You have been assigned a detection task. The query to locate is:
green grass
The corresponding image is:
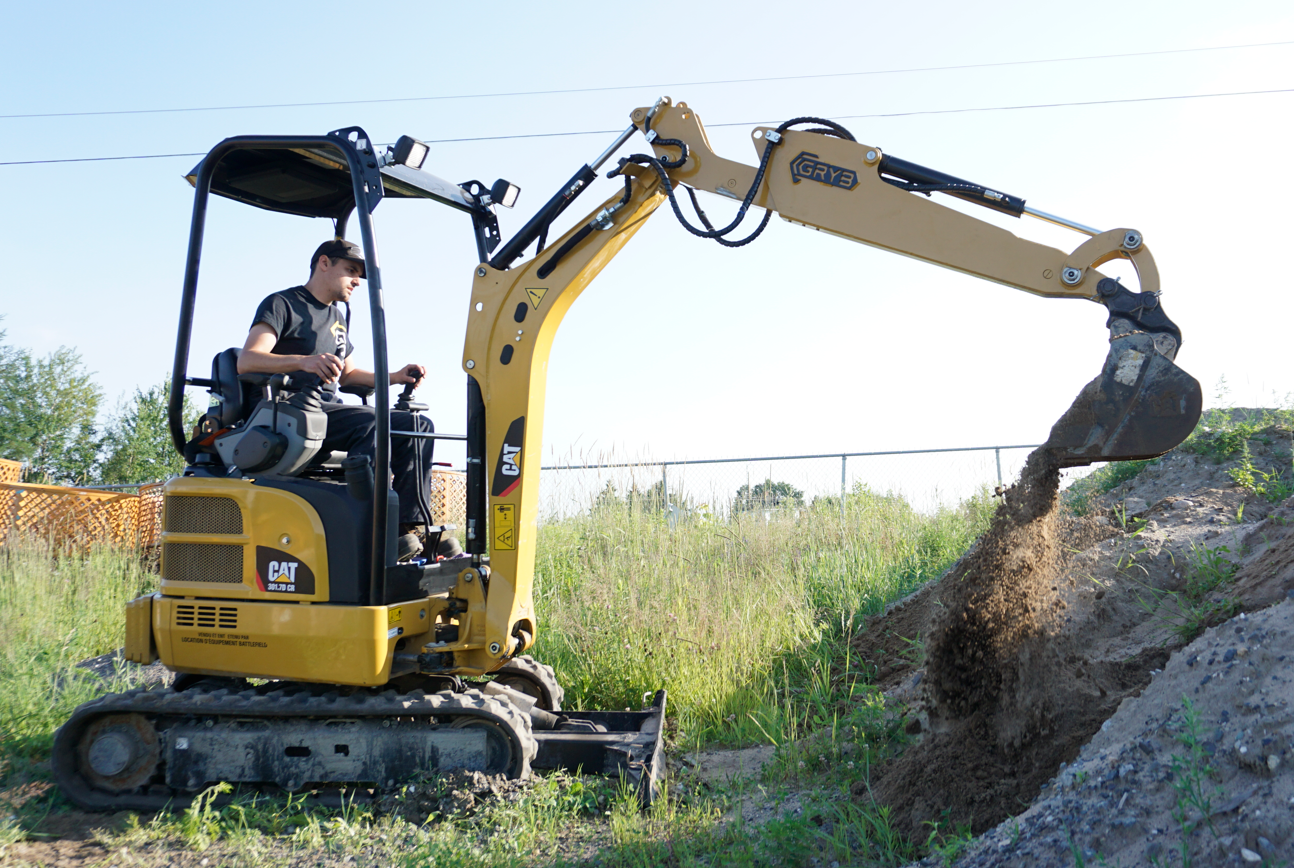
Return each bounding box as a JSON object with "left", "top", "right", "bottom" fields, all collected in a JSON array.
[
  {"left": 0, "top": 483, "right": 996, "bottom": 865},
  {"left": 0, "top": 537, "right": 158, "bottom": 766},
  {"left": 532, "top": 483, "right": 995, "bottom": 748}
]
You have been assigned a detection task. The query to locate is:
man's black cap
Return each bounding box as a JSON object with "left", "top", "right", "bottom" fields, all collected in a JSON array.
[{"left": 311, "top": 238, "right": 366, "bottom": 278}]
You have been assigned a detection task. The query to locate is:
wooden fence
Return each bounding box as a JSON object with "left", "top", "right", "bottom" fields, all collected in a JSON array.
[{"left": 0, "top": 458, "right": 466, "bottom": 549}]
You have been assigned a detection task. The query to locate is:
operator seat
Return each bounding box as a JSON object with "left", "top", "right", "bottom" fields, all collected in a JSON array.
[{"left": 201, "top": 348, "right": 372, "bottom": 476}]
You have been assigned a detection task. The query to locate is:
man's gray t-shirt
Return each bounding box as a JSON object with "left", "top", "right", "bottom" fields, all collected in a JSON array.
[{"left": 251, "top": 286, "right": 354, "bottom": 361}]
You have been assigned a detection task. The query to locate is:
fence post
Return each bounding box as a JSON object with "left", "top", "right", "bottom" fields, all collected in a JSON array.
[
  {"left": 840, "top": 454, "right": 847, "bottom": 523},
  {"left": 995, "top": 447, "right": 1003, "bottom": 490},
  {"left": 662, "top": 464, "right": 669, "bottom": 510}
]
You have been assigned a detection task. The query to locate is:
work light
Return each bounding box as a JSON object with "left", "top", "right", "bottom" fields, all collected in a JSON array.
[
  {"left": 391, "top": 135, "right": 429, "bottom": 170},
  {"left": 490, "top": 178, "right": 520, "bottom": 209}
]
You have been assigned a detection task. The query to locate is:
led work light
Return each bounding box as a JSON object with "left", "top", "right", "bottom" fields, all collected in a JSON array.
[
  {"left": 490, "top": 178, "right": 520, "bottom": 209},
  {"left": 391, "top": 135, "right": 429, "bottom": 170}
]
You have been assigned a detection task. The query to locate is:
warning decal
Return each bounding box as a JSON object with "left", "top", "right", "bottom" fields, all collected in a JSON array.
[
  {"left": 493, "top": 504, "right": 516, "bottom": 551},
  {"left": 526, "top": 287, "right": 548, "bottom": 309},
  {"left": 388, "top": 607, "right": 402, "bottom": 625}
]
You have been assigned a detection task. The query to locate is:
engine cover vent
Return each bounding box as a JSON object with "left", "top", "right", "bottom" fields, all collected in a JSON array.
[
  {"left": 164, "top": 496, "right": 243, "bottom": 535},
  {"left": 163, "top": 542, "right": 244, "bottom": 584},
  {"left": 176, "top": 604, "right": 238, "bottom": 630}
]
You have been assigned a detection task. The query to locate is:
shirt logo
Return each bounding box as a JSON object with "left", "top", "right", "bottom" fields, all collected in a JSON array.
[{"left": 330, "top": 320, "right": 347, "bottom": 357}]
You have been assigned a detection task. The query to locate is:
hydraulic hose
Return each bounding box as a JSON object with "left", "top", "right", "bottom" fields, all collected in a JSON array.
[{"left": 612, "top": 116, "right": 856, "bottom": 248}]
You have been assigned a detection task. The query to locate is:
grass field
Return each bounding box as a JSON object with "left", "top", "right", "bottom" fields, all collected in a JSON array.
[{"left": 0, "top": 483, "right": 994, "bottom": 866}]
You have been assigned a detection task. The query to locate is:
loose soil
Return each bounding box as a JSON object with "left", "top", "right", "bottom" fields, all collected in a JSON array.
[{"left": 852, "top": 421, "right": 1294, "bottom": 865}]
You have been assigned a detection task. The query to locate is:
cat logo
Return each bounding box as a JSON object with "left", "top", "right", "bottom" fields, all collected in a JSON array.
[
  {"left": 491, "top": 417, "right": 526, "bottom": 498},
  {"left": 254, "top": 546, "right": 316, "bottom": 595},
  {"left": 266, "top": 560, "right": 299, "bottom": 582},
  {"left": 501, "top": 445, "right": 521, "bottom": 477}
]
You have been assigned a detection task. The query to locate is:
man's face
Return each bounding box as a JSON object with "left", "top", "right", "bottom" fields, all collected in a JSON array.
[{"left": 316, "top": 256, "right": 364, "bottom": 302}]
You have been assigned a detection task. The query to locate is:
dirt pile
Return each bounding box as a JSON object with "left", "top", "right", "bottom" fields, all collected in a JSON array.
[
  {"left": 929, "top": 601, "right": 1294, "bottom": 867},
  {"left": 856, "top": 417, "right": 1294, "bottom": 862},
  {"left": 867, "top": 450, "right": 1164, "bottom": 837}
]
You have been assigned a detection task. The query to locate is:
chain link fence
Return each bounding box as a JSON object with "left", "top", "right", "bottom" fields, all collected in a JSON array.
[{"left": 536, "top": 445, "right": 1097, "bottom": 522}]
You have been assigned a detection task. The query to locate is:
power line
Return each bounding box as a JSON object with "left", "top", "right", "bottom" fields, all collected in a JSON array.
[
  {"left": 3, "top": 39, "right": 1291, "bottom": 121},
  {"left": 2, "top": 86, "right": 1290, "bottom": 167}
]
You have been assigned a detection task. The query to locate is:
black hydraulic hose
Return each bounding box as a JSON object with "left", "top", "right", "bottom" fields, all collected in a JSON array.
[
  {"left": 535, "top": 175, "right": 634, "bottom": 279},
  {"left": 684, "top": 186, "right": 773, "bottom": 248},
  {"left": 616, "top": 116, "right": 854, "bottom": 248}
]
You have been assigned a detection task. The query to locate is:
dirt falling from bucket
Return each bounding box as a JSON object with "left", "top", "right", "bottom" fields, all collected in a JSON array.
[{"left": 869, "top": 447, "right": 1146, "bottom": 837}]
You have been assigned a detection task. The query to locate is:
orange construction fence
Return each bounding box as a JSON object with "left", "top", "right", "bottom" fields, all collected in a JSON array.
[{"left": 0, "top": 462, "right": 466, "bottom": 550}]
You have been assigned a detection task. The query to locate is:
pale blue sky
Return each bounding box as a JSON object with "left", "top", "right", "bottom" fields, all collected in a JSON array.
[{"left": 3, "top": 0, "right": 1292, "bottom": 473}]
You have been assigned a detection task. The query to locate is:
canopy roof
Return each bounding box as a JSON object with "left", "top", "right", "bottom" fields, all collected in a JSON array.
[{"left": 185, "top": 144, "right": 476, "bottom": 219}]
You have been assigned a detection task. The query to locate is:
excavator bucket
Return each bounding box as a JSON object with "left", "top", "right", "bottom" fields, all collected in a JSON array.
[{"left": 1042, "top": 330, "right": 1203, "bottom": 468}]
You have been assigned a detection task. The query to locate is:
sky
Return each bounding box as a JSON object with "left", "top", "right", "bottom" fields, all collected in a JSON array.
[{"left": 3, "top": 0, "right": 1292, "bottom": 481}]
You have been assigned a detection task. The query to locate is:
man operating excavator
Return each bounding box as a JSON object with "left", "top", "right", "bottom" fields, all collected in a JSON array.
[{"left": 237, "top": 238, "right": 434, "bottom": 560}]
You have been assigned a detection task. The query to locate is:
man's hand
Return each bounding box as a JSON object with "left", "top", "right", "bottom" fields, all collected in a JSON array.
[
  {"left": 301, "top": 353, "right": 345, "bottom": 383},
  {"left": 391, "top": 364, "right": 427, "bottom": 387}
]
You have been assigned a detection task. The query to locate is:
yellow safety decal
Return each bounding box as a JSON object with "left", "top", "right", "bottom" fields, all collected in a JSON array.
[
  {"left": 526, "top": 287, "right": 548, "bottom": 309},
  {"left": 493, "top": 504, "right": 516, "bottom": 551},
  {"left": 388, "top": 607, "right": 402, "bottom": 625}
]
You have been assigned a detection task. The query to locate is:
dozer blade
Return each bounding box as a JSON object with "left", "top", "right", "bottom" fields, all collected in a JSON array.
[
  {"left": 1043, "top": 330, "right": 1202, "bottom": 468},
  {"left": 532, "top": 689, "right": 667, "bottom": 804}
]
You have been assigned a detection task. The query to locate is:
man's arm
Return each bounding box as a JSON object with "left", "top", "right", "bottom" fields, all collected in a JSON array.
[
  {"left": 339, "top": 357, "right": 427, "bottom": 388},
  {"left": 238, "top": 324, "right": 344, "bottom": 382}
]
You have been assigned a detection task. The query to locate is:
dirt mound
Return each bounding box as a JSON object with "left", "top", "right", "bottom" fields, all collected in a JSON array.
[
  {"left": 935, "top": 601, "right": 1294, "bottom": 867},
  {"left": 857, "top": 417, "right": 1294, "bottom": 857},
  {"left": 867, "top": 450, "right": 1158, "bottom": 837}
]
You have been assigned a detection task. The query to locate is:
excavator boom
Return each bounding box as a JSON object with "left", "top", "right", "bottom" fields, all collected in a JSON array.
[{"left": 626, "top": 99, "right": 1203, "bottom": 467}]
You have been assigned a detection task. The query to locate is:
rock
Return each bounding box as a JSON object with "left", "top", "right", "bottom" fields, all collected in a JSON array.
[
  {"left": 1241, "top": 847, "right": 1262, "bottom": 862},
  {"left": 1124, "top": 498, "right": 1149, "bottom": 514},
  {"left": 1172, "top": 499, "right": 1195, "bottom": 510}
]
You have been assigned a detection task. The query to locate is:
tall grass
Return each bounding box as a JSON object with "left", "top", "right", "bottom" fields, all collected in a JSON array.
[
  {"left": 0, "top": 484, "right": 992, "bottom": 769},
  {"left": 532, "top": 484, "right": 994, "bottom": 746},
  {"left": 0, "top": 536, "right": 156, "bottom": 766}
]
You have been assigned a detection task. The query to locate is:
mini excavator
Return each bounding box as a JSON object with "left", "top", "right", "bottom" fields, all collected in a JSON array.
[{"left": 55, "top": 99, "right": 1202, "bottom": 810}]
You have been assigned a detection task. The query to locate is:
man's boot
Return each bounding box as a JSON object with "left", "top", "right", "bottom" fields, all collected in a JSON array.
[{"left": 397, "top": 524, "right": 425, "bottom": 562}]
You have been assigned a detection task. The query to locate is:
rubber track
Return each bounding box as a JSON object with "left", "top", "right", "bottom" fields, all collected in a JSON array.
[
  {"left": 494, "top": 656, "right": 565, "bottom": 711},
  {"left": 52, "top": 684, "right": 536, "bottom": 812}
]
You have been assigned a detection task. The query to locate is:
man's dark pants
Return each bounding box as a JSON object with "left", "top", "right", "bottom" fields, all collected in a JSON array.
[{"left": 321, "top": 405, "right": 435, "bottom": 525}]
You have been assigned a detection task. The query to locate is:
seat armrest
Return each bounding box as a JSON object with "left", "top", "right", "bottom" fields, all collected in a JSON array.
[{"left": 340, "top": 384, "right": 375, "bottom": 400}]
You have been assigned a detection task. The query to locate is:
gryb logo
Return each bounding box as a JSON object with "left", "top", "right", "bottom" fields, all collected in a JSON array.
[
  {"left": 255, "top": 546, "right": 316, "bottom": 595},
  {"left": 491, "top": 417, "right": 525, "bottom": 498},
  {"left": 789, "top": 152, "right": 859, "bottom": 190}
]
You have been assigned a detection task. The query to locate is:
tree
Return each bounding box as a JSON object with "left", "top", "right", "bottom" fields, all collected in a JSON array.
[
  {"left": 734, "top": 478, "right": 804, "bottom": 512},
  {"left": 0, "top": 330, "right": 103, "bottom": 485},
  {"left": 98, "top": 378, "right": 199, "bottom": 484}
]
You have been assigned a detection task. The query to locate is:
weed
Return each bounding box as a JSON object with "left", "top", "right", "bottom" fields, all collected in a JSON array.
[
  {"left": 1227, "top": 445, "right": 1294, "bottom": 503},
  {"left": 179, "top": 782, "right": 232, "bottom": 851},
  {"left": 1184, "top": 544, "right": 1238, "bottom": 600},
  {"left": 924, "top": 816, "right": 975, "bottom": 866},
  {"left": 1166, "top": 697, "right": 1224, "bottom": 866}
]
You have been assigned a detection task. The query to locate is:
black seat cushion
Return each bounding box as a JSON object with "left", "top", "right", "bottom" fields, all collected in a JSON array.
[{"left": 209, "top": 348, "right": 259, "bottom": 428}]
